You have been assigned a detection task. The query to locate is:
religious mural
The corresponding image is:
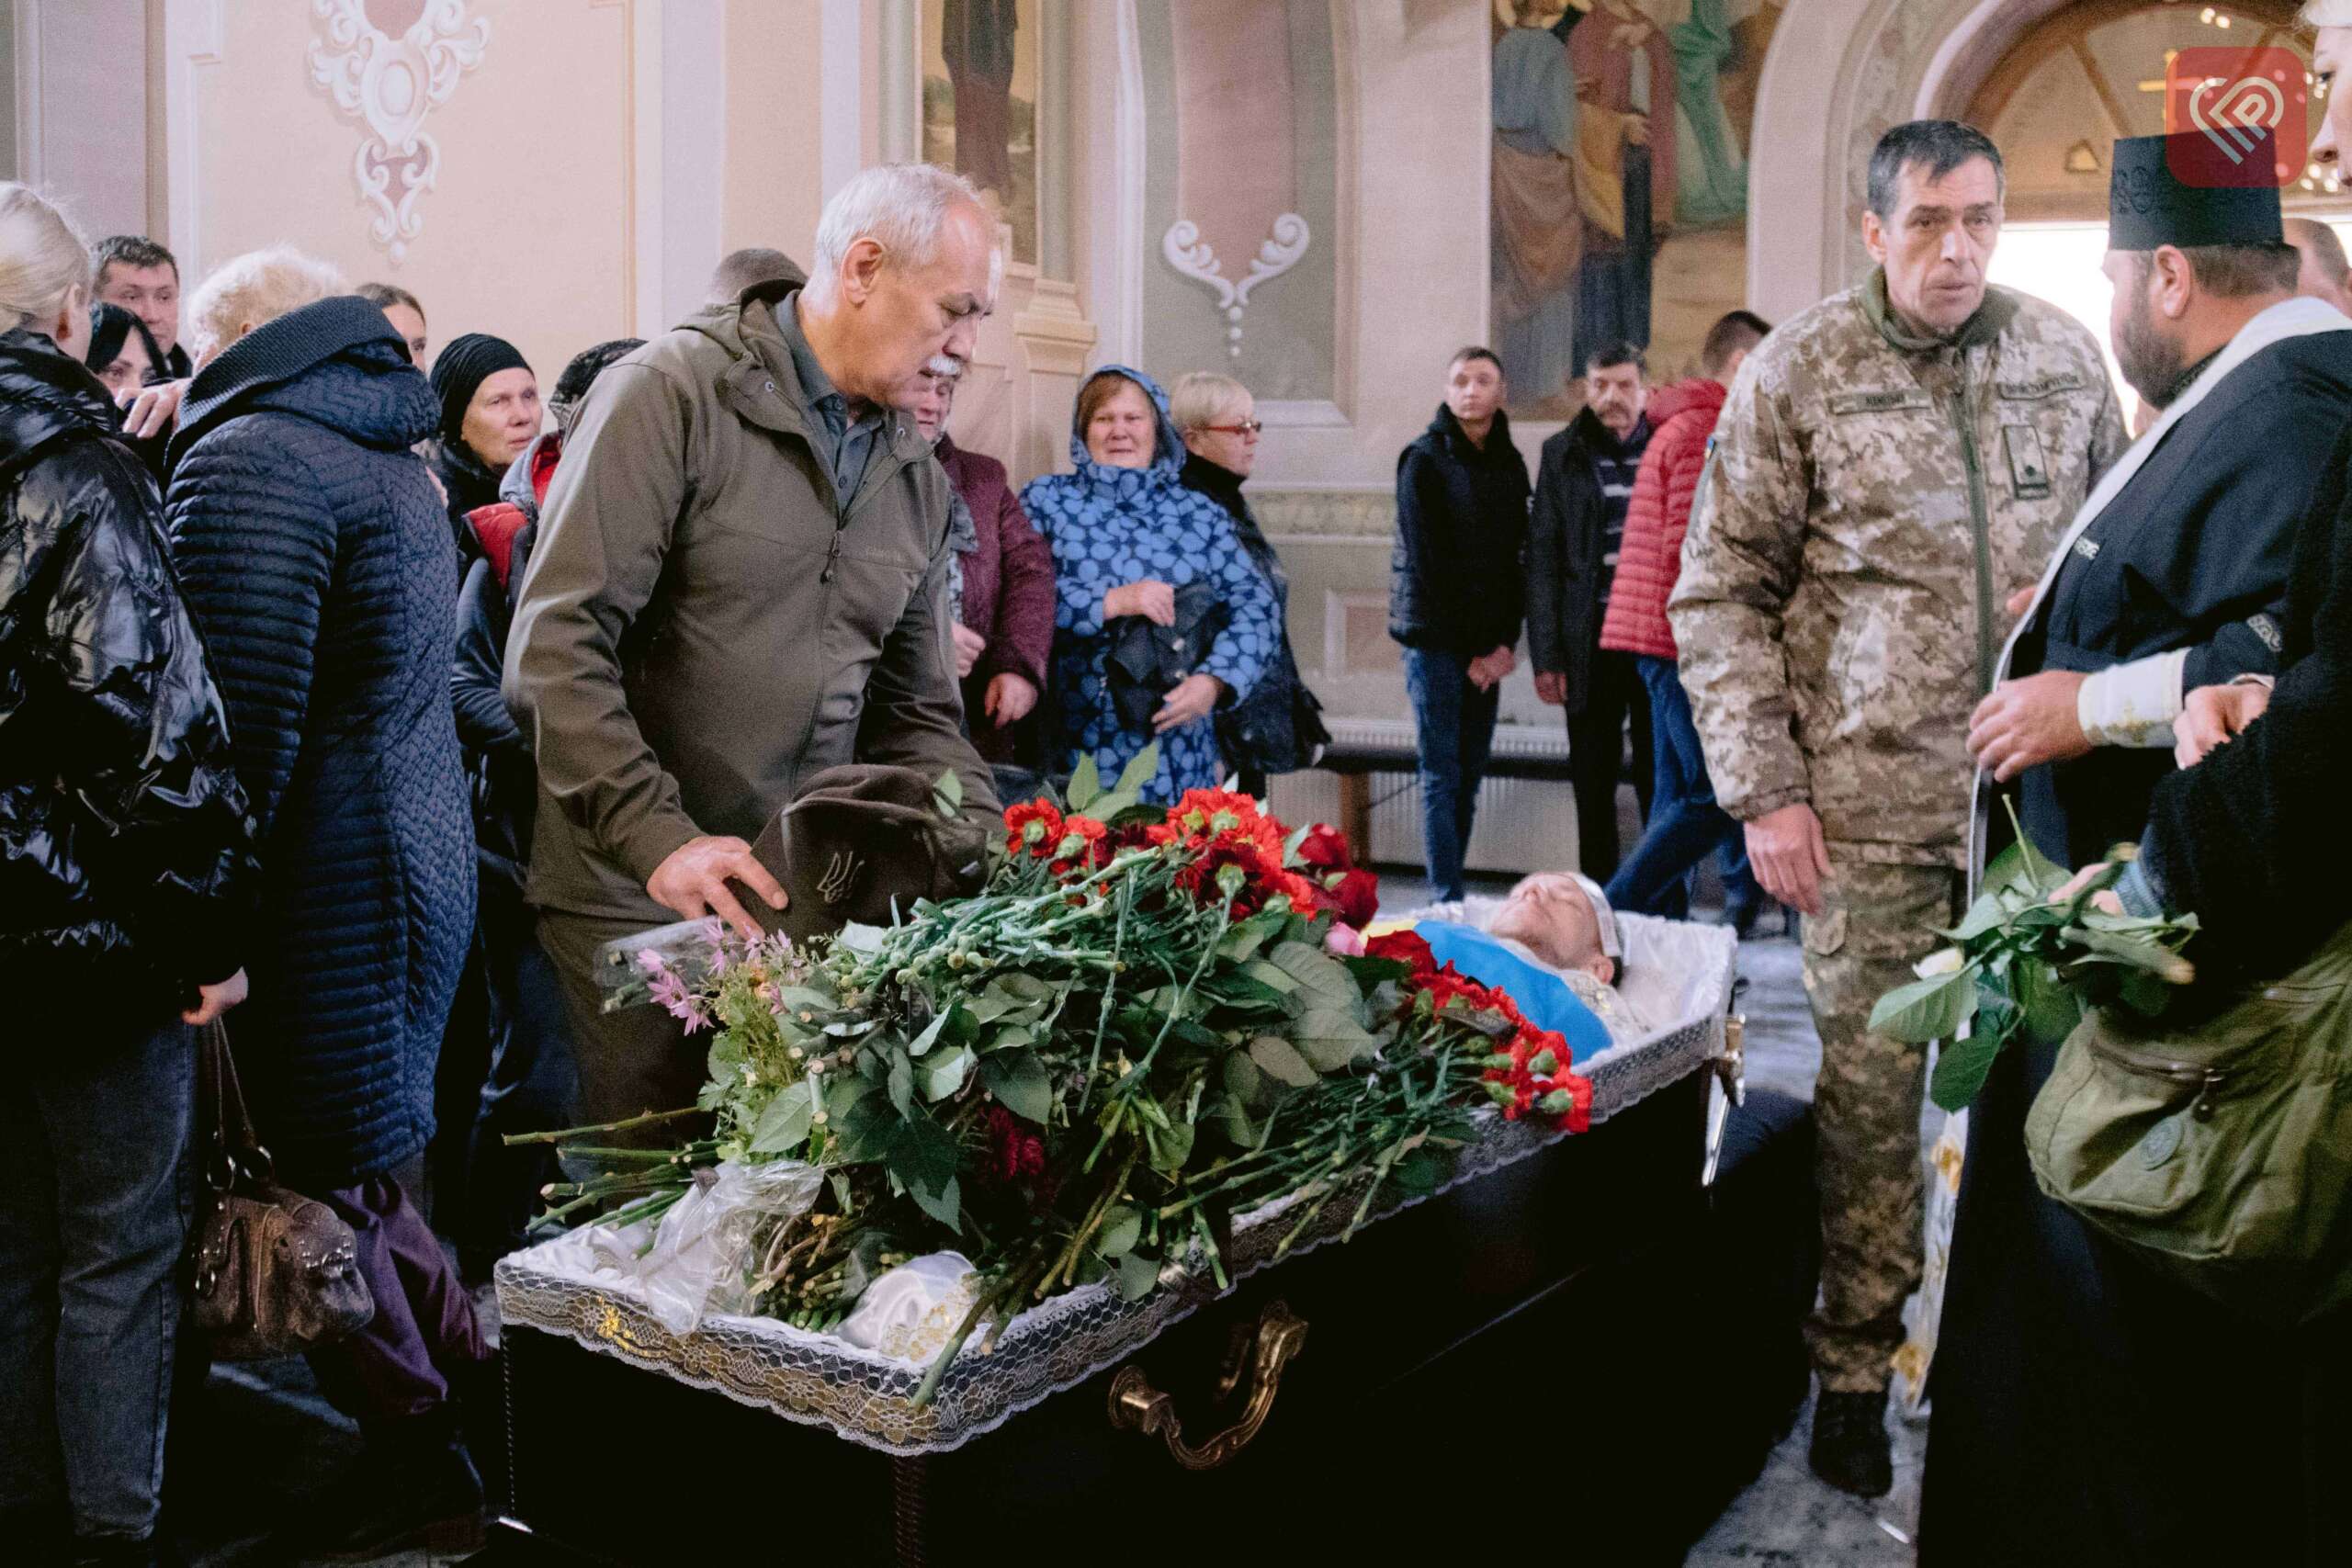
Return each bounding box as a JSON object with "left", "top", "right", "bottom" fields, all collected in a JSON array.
[
  {"left": 1490, "top": 0, "right": 1783, "bottom": 418},
  {"left": 922, "top": 0, "right": 1041, "bottom": 266}
]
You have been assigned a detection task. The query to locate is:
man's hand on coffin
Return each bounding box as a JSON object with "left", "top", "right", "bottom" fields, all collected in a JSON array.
[
  {"left": 1105, "top": 580, "right": 1176, "bottom": 626},
  {"left": 1533, "top": 671, "right": 1566, "bottom": 705},
  {"left": 2175, "top": 680, "right": 2270, "bottom": 770},
  {"left": 182, "top": 968, "right": 248, "bottom": 1026},
  {"left": 1745, "top": 801, "right": 1831, "bottom": 918},
  {"left": 986, "top": 672, "right": 1037, "bottom": 726},
  {"left": 951, "top": 622, "right": 987, "bottom": 679},
  {"left": 649, "top": 834, "right": 787, "bottom": 941},
  {"left": 1153, "top": 672, "right": 1225, "bottom": 733},
  {"left": 1967, "top": 670, "right": 2089, "bottom": 783}
]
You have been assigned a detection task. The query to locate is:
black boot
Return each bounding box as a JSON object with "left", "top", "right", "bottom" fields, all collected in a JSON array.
[
  {"left": 1808, "top": 1387, "right": 1894, "bottom": 1497},
  {"left": 282, "top": 1405, "right": 485, "bottom": 1560}
]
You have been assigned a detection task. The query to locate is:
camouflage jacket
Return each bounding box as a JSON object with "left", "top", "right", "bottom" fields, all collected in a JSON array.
[{"left": 1668, "top": 271, "right": 2126, "bottom": 865}]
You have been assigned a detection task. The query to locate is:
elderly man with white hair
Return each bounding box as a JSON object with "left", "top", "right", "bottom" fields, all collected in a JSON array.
[{"left": 507, "top": 162, "right": 1004, "bottom": 1132}]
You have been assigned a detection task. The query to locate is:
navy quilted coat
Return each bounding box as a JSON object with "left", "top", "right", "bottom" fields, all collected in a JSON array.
[{"left": 166, "top": 297, "right": 473, "bottom": 1186}]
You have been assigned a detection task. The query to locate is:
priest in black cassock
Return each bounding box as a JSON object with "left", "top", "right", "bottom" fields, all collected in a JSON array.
[
  {"left": 1969, "top": 133, "right": 2352, "bottom": 863},
  {"left": 1923, "top": 135, "right": 2352, "bottom": 1567}
]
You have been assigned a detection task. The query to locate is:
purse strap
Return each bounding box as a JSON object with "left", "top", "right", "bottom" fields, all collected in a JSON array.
[{"left": 198, "top": 1020, "right": 274, "bottom": 1193}]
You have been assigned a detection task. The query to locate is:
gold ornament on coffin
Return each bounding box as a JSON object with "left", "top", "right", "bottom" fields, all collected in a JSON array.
[{"left": 1106, "top": 1299, "right": 1308, "bottom": 1471}]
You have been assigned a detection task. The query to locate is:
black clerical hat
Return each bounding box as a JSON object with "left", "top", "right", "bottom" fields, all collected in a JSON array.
[{"left": 2109, "top": 133, "right": 2285, "bottom": 252}]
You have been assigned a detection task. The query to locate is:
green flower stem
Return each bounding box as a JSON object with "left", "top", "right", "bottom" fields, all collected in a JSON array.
[{"left": 503, "top": 1106, "right": 702, "bottom": 1146}]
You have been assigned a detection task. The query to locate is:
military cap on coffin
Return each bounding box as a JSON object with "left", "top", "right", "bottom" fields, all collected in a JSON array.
[
  {"left": 741, "top": 764, "right": 990, "bottom": 942},
  {"left": 2109, "top": 132, "right": 2285, "bottom": 253}
]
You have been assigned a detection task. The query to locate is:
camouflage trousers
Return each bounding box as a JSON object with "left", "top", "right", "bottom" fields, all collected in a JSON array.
[{"left": 1799, "top": 851, "right": 1963, "bottom": 1393}]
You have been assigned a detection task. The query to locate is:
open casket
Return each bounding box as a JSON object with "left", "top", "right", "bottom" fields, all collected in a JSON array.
[{"left": 491, "top": 914, "right": 1792, "bottom": 1566}]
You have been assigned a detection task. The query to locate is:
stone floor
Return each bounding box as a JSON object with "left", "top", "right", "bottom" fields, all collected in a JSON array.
[{"left": 175, "top": 870, "right": 1927, "bottom": 1567}]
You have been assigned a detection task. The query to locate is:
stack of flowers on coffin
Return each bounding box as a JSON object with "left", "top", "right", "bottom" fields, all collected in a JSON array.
[{"left": 527, "top": 750, "right": 1593, "bottom": 1403}]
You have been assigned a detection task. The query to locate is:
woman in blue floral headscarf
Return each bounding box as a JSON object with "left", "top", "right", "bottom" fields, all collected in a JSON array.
[{"left": 1019, "top": 366, "right": 1277, "bottom": 803}]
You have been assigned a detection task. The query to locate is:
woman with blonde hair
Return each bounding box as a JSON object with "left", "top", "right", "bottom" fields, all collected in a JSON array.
[
  {"left": 0, "top": 183, "right": 255, "bottom": 1565},
  {"left": 167, "top": 249, "right": 490, "bottom": 1556},
  {"left": 1171, "top": 371, "right": 1325, "bottom": 795}
]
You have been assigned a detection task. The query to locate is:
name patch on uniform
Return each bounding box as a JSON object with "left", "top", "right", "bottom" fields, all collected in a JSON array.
[
  {"left": 1996, "top": 375, "right": 2088, "bottom": 402},
  {"left": 1827, "top": 389, "right": 1931, "bottom": 416},
  {"left": 2002, "top": 424, "right": 2052, "bottom": 500}
]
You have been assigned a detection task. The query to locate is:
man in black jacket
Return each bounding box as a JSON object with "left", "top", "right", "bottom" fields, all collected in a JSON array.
[
  {"left": 1389, "top": 346, "right": 1530, "bottom": 902},
  {"left": 1529, "top": 343, "right": 1655, "bottom": 881}
]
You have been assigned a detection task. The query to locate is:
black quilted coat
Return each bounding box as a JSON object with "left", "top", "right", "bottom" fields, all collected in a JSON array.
[
  {"left": 166, "top": 297, "right": 473, "bottom": 1186},
  {"left": 0, "top": 327, "right": 254, "bottom": 1023}
]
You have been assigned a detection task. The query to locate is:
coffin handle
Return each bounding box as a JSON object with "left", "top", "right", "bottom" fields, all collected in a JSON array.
[{"left": 1106, "top": 1300, "right": 1308, "bottom": 1471}]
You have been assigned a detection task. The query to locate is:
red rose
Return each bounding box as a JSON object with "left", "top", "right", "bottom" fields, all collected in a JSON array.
[
  {"left": 1294, "top": 824, "right": 1352, "bottom": 874},
  {"left": 1367, "top": 930, "right": 1436, "bottom": 975},
  {"left": 1330, "top": 867, "right": 1380, "bottom": 930}
]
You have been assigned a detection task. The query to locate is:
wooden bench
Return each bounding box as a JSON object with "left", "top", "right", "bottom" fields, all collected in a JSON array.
[{"left": 1317, "top": 734, "right": 1577, "bottom": 865}]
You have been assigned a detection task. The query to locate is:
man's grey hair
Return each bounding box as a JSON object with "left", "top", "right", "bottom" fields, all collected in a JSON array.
[
  {"left": 1866, "top": 119, "right": 2006, "bottom": 221},
  {"left": 804, "top": 164, "right": 993, "bottom": 305},
  {"left": 2286, "top": 216, "right": 2351, "bottom": 287},
  {"left": 185, "top": 246, "right": 346, "bottom": 360}
]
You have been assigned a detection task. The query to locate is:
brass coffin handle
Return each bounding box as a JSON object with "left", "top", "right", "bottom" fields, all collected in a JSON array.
[{"left": 1107, "top": 1300, "right": 1308, "bottom": 1471}]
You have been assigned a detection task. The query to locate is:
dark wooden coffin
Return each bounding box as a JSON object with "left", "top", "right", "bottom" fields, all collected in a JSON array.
[{"left": 484, "top": 1053, "right": 1816, "bottom": 1568}]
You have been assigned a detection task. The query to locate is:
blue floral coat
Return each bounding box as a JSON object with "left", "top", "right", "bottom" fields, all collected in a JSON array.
[{"left": 1018, "top": 367, "right": 1277, "bottom": 802}]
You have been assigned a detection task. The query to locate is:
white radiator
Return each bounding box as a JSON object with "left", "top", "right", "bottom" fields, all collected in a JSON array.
[{"left": 1265, "top": 717, "right": 1586, "bottom": 878}]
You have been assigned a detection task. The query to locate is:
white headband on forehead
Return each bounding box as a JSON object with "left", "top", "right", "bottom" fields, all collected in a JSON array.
[
  {"left": 1567, "top": 874, "right": 1623, "bottom": 962},
  {"left": 2309, "top": 0, "right": 2352, "bottom": 26}
]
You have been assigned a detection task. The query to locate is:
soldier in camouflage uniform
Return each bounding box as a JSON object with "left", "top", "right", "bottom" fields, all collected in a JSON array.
[{"left": 1668, "top": 120, "right": 2126, "bottom": 1497}]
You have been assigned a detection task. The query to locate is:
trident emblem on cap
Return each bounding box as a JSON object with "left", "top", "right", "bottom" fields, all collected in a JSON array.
[{"left": 818, "top": 851, "right": 865, "bottom": 907}]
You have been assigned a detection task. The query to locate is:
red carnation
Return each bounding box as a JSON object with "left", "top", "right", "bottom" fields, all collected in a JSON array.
[
  {"left": 1004, "top": 800, "right": 1064, "bottom": 858},
  {"left": 1048, "top": 815, "right": 1110, "bottom": 876}
]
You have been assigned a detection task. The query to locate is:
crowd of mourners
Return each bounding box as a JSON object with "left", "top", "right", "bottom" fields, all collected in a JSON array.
[
  {"left": 0, "top": 165, "right": 1342, "bottom": 1564},
  {"left": 9, "top": 28, "right": 2352, "bottom": 1561}
]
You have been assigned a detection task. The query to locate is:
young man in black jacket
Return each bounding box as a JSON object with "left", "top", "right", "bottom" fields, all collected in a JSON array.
[
  {"left": 1528, "top": 343, "right": 1655, "bottom": 881},
  {"left": 1389, "top": 347, "right": 1531, "bottom": 902}
]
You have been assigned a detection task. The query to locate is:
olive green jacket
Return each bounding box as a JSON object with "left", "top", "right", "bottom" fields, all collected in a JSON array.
[
  {"left": 1669, "top": 271, "right": 2127, "bottom": 867},
  {"left": 505, "top": 283, "right": 997, "bottom": 921}
]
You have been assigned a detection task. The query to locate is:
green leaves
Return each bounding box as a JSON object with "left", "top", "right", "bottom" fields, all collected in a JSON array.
[
  {"left": 1249, "top": 1034, "right": 1319, "bottom": 1089},
  {"left": 920, "top": 1043, "right": 973, "bottom": 1103},
  {"left": 979, "top": 1051, "right": 1053, "bottom": 1122},
  {"left": 932, "top": 767, "right": 964, "bottom": 820},
  {"left": 1097, "top": 1205, "right": 1142, "bottom": 1258},
  {"left": 887, "top": 1114, "right": 962, "bottom": 1231},
  {"left": 748, "top": 1080, "right": 816, "bottom": 1154},
  {"left": 1267, "top": 941, "right": 1357, "bottom": 1006},
  {"left": 1064, "top": 744, "right": 1160, "bottom": 823},
  {"left": 1868, "top": 963, "right": 1982, "bottom": 1043}
]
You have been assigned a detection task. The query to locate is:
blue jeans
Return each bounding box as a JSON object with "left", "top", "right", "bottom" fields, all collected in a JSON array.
[
  {"left": 1606, "top": 655, "right": 1760, "bottom": 922},
  {"left": 0, "top": 1017, "right": 194, "bottom": 1548},
  {"left": 1404, "top": 647, "right": 1501, "bottom": 903}
]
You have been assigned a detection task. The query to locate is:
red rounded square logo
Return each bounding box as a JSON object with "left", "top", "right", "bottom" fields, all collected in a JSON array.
[{"left": 2165, "top": 47, "right": 2309, "bottom": 187}]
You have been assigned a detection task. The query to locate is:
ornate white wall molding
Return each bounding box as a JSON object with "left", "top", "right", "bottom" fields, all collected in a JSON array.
[
  {"left": 307, "top": 0, "right": 490, "bottom": 264},
  {"left": 1159, "top": 213, "right": 1312, "bottom": 359}
]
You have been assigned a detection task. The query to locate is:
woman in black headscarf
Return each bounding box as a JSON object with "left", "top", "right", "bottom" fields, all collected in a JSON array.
[
  {"left": 83, "top": 301, "right": 172, "bottom": 480},
  {"left": 425, "top": 331, "right": 537, "bottom": 558}
]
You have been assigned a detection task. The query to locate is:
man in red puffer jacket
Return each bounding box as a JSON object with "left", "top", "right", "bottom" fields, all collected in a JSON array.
[{"left": 1599, "top": 310, "right": 1774, "bottom": 933}]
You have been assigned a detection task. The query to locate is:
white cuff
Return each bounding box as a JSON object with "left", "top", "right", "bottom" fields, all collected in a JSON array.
[{"left": 2076, "top": 650, "right": 2189, "bottom": 749}]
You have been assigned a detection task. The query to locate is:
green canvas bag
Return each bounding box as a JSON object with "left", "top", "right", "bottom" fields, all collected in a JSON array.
[{"left": 2024, "top": 919, "right": 2352, "bottom": 1326}]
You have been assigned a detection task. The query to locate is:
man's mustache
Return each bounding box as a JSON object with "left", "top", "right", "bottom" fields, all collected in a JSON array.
[{"left": 926, "top": 355, "right": 966, "bottom": 378}]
